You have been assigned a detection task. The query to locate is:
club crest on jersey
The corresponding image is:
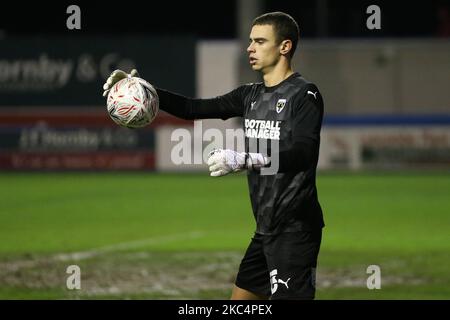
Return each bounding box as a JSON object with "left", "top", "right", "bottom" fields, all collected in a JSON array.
[{"left": 276, "top": 99, "right": 287, "bottom": 113}]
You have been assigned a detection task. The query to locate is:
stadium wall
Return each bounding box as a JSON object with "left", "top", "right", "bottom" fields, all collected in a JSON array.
[{"left": 1, "top": 39, "right": 449, "bottom": 171}]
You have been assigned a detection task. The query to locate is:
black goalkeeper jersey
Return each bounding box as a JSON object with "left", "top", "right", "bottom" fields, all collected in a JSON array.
[{"left": 156, "top": 72, "right": 325, "bottom": 235}]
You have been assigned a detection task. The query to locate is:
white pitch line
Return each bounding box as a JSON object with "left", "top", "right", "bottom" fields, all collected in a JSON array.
[
  {"left": 0, "top": 231, "right": 205, "bottom": 271},
  {"left": 54, "top": 231, "right": 205, "bottom": 262}
]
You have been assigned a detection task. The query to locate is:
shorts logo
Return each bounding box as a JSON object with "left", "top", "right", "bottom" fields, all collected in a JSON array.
[
  {"left": 276, "top": 99, "right": 287, "bottom": 113},
  {"left": 270, "top": 269, "right": 291, "bottom": 294}
]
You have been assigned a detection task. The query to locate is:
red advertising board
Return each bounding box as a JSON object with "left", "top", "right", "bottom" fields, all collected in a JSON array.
[{"left": 0, "top": 109, "right": 191, "bottom": 170}]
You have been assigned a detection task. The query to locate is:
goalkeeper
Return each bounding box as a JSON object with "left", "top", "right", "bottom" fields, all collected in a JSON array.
[{"left": 103, "top": 12, "right": 324, "bottom": 300}]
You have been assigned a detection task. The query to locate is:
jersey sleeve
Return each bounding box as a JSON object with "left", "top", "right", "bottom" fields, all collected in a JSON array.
[
  {"left": 156, "top": 84, "right": 253, "bottom": 120},
  {"left": 277, "top": 83, "right": 324, "bottom": 172}
]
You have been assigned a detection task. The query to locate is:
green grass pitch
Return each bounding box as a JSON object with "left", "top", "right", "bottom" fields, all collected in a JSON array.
[{"left": 0, "top": 171, "right": 449, "bottom": 299}]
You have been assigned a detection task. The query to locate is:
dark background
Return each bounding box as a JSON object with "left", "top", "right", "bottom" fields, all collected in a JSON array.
[{"left": 1, "top": 0, "right": 449, "bottom": 38}]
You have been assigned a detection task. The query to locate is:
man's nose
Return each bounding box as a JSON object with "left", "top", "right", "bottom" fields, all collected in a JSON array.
[{"left": 247, "top": 43, "right": 254, "bottom": 53}]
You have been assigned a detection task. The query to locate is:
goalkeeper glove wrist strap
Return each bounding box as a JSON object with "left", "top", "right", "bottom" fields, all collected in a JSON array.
[{"left": 245, "top": 152, "right": 270, "bottom": 171}]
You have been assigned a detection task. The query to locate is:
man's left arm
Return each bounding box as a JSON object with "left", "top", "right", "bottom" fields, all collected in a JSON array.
[
  {"left": 207, "top": 84, "right": 324, "bottom": 177},
  {"left": 276, "top": 84, "right": 324, "bottom": 172}
]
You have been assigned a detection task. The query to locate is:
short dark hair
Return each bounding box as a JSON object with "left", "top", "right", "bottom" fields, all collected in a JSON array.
[{"left": 252, "top": 12, "right": 300, "bottom": 58}]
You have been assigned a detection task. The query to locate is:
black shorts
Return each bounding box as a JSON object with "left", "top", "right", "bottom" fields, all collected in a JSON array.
[{"left": 235, "top": 229, "right": 322, "bottom": 300}]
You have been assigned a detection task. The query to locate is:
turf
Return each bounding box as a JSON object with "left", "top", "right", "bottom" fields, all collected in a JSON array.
[{"left": 0, "top": 172, "right": 449, "bottom": 299}]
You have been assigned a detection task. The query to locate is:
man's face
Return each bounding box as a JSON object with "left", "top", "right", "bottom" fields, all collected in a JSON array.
[{"left": 247, "top": 24, "right": 281, "bottom": 72}]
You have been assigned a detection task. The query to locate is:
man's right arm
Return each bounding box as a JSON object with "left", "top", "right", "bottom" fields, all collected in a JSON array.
[
  {"left": 155, "top": 86, "right": 248, "bottom": 121},
  {"left": 103, "top": 69, "right": 250, "bottom": 121}
]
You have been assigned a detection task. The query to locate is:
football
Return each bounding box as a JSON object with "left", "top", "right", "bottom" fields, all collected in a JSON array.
[{"left": 107, "top": 77, "right": 159, "bottom": 128}]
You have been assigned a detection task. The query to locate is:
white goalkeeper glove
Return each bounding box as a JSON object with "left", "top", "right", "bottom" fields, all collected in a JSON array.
[
  {"left": 207, "top": 149, "right": 269, "bottom": 177},
  {"left": 102, "top": 69, "right": 140, "bottom": 97}
]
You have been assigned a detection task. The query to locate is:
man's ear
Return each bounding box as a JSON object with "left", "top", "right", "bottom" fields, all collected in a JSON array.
[{"left": 279, "top": 40, "right": 293, "bottom": 56}]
